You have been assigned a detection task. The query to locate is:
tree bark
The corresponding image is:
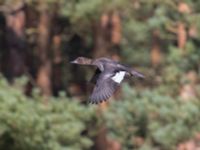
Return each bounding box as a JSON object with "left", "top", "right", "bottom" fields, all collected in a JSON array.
[
  {"left": 111, "top": 11, "right": 121, "bottom": 45},
  {"left": 110, "top": 11, "right": 121, "bottom": 61},
  {"left": 177, "top": 2, "right": 189, "bottom": 51},
  {"left": 177, "top": 22, "right": 187, "bottom": 50},
  {"left": 4, "top": 2, "right": 27, "bottom": 81},
  {"left": 151, "top": 30, "right": 162, "bottom": 67},
  {"left": 93, "top": 13, "right": 112, "bottom": 58},
  {"left": 3, "top": 3, "right": 26, "bottom": 81},
  {"left": 36, "top": 2, "right": 52, "bottom": 98},
  {"left": 51, "top": 2, "right": 63, "bottom": 96},
  {"left": 52, "top": 33, "right": 63, "bottom": 96}
]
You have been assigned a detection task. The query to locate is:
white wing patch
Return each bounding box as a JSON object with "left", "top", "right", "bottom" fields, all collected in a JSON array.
[{"left": 111, "top": 71, "right": 126, "bottom": 83}]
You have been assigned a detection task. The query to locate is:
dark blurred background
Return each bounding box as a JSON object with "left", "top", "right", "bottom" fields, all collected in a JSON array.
[{"left": 0, "top": 0, "right": 200, "bottom": 150}]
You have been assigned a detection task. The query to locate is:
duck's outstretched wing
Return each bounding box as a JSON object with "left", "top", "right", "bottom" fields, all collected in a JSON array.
[
  {"left": 89, "top": 79, "right": 119, "bottom": 104},
  {"left": 89, "top": 71, "right": 126, "bottom": 104}
]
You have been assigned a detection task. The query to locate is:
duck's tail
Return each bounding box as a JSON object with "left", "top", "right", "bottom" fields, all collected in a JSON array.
[
  {"left": 116, "top": 64, "right": 145, "bottom": 78},
  {"left": 130, "top": 69, "right": 145, "bottom": 78}
]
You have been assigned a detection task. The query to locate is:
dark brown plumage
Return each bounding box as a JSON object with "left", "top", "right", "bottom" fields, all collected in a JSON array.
[{"left": 70, "top": 57, "right": 144, "bottom": 104}]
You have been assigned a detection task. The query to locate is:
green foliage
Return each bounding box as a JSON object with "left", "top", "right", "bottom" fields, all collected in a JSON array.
[
  {"left": 159, "top": 40, "right": 200, "bottom": 96},
  {"left": 0, "top": 77, "right": 98, "bottom": 150},
  {"left": 103, "top": 84, "right": 200, "bottom": 150},
  {"left": 166, "top": 41, "right": 200, "bottom": 72},
  {"left": 0, "top": 0, "right": 200, "bottom": 149}
]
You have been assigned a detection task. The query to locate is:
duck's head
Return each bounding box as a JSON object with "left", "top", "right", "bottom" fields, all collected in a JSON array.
[{"left": 70, "top": 57, "right": 92, "bottom": 65}]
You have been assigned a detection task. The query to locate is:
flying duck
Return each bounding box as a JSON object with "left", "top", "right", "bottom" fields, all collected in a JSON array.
[{"left": 70, "top": 57, "right": 144, "bottom": 104}]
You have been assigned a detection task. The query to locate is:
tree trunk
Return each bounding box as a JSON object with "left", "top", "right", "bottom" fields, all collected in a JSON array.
[
  {"left": 93, "top": 13, "right": 112, "bottom": 58},
  {"left": 36, "top": 2, "right": 52, "bottom": 98},
  {"left": 177, "top": 22, "right": 187, "bottom": 50},
  {"left": 51, "top": 2, "right": 63, "bottom": 96},
  {"left": 177, "top": 2, "right": 189, "bottom": 51},
  {"left": 111, "top": 11, "right": 121, "bottom": 61},
  {"left": 151, "top": 30, "right": 162, "bottom": 67},
  {"left": 111, "top": 11, "right": 121, "bottom": 45},
  {"left": 93, "top": 12, "right": 122, "bottom": 59},
  {"left": 52, "top": 33, "right": 63, "bottom": 96},
  {"left": 94, "top": 125, "right": 108, "bottom": 150},
  {"left": 4, "top": 2, "right": 27, "bottom": 81}
]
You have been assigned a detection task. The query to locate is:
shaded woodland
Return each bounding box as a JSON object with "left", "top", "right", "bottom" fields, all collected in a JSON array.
[{"left": 0, "top": 0, "right": 200, "bottom": 150}]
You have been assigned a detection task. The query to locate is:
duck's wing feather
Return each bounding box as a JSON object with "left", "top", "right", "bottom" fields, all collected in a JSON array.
[
  {"left": 116, "top": 63, "right": 145, "bottom": 78},
  {"left": 130, "top": 69, "right": 145, "bottom": 78},
  {"left": 89, "top": 71, "right": 126, "bottom": 104},
  {"left": 89, "top": 79, "right": 119, "bottom": 104},
  {"left": 89, "top": 69, "right": 101, "bottom": 84}
]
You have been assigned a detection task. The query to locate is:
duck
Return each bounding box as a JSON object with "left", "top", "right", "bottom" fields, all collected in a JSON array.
[{"left": 70, "top": 57, "right": 144, "bottom": 104}]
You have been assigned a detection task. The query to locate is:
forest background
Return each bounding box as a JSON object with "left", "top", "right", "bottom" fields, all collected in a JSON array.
[{"left": 0, "top": 0, "right": 200, "bottom": 150}]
